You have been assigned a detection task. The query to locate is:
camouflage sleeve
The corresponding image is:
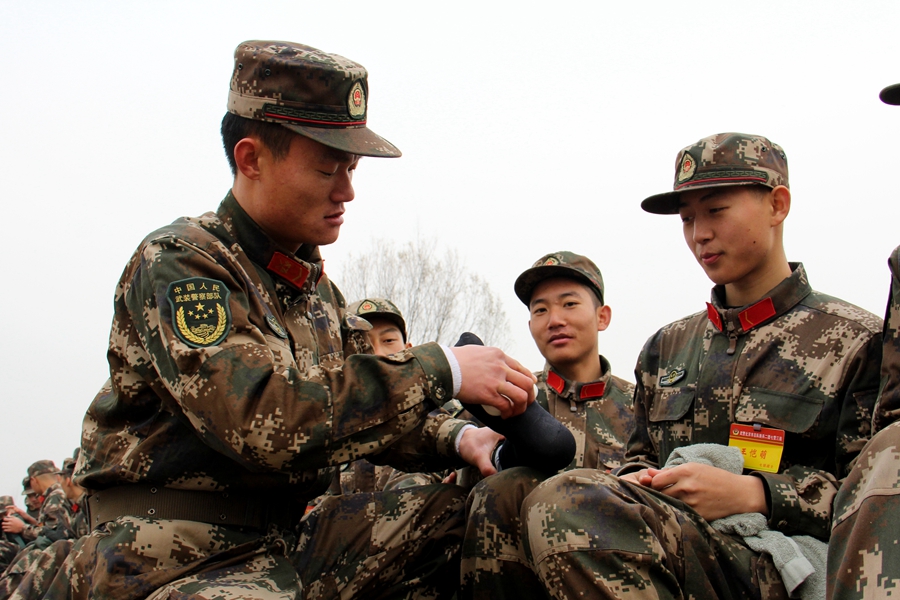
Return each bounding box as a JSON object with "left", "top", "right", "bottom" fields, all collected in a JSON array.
[
  {"left": 366, "top": 411, "right": 471, "bottom": 472},
  {"left": 754, "top": 328, "right": 881, "bottom": 540},
  {"left": 126, "top": 235, "right": 454, "bottom": 473},
  {"left": 619, "top": 339, "right": 660, "bottom": 474},
  {"left": 874, "top": 245, "right": 900, "bottom": 433}
]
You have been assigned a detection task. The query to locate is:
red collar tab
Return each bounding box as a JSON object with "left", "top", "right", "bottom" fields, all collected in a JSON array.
[
  {"left": 739, "top": 297, "right": 776, "bottom": 331},
  {"left": 580, "top": 382, "right": 606, "bottom": 399},
  {"left": 267, "top": 252, "right": 311, "bottom": 289},
  {"left": 706, "top": 302, "right": 723, "bottom": 332},
  {"left": 547, "top": 371, "right": 565, "bottom": 394}
]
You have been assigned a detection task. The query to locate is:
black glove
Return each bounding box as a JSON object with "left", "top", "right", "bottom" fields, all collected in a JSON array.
[{"left": 453, "top": 333, "right": 576, "bottom": 474}]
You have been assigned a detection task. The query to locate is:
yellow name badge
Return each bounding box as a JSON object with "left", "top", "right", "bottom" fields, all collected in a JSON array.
[{"left": 728, "top": 423, "right": 785, "bottom": 473}]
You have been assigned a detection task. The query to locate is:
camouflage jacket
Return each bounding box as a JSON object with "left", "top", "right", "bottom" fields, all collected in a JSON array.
[
  {"left": 536, "top": 357, "right": 634, "bottom": 471},
  {"left": 21, "top": 483, "right": 73, "bottom": 544},
  {"left": 873, "top": 245, "right": 900, "bottom": 433},
  {"left": 77, "top": 192, "right": 468, "bottom": 502},
  {"left": 625, "top": 264, "right": 882, "bottom": 540}
]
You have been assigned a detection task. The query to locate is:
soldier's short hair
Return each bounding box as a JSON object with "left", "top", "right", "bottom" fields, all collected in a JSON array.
[{"left": 221, "top": 112, "right": 297, "bottom": 176}]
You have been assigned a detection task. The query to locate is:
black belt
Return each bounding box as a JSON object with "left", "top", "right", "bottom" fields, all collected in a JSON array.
[{"left": 86, "top": 484, "right": 299, "bottom": 531}]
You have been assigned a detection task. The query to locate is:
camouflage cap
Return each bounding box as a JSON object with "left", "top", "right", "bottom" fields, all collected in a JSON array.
[
  {"left": 27, "top": 460, "right": 58, "bottom": 479},
  {"left": 59, "top": 457, "right": 76, "bottom": 476},
  {"left": 348, "top": 298, "right": 408, "bottom": 342},
  {"left": 641, "top": 133, "right": 789, "bottom": 214},
  {"left": 228, "top": 40, "right": 401, "bottom": 158},
  {"left": 514, "top": 251, "right": 604, "bottom": 306},
  {"left": 21, "top": 476, "right": 33, "bottom": 495},
  {"left": 0, "top": 496, "right": 13, "bottom": 509},
  {"left": 881, "top": 83, "right": 900, "bottom": 105}
]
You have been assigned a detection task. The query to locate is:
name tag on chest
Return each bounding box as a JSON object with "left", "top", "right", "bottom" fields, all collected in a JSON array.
[{"left": 728, "top": 423, "right": 785, "bottom": 473}]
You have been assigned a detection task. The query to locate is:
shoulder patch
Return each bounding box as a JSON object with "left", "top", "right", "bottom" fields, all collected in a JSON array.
[
  {"left": 166, "top": 278, "right": 231, "bottom": 348},
  {"left": 659, "top": 368, "right": 686, "bottom": 387}
]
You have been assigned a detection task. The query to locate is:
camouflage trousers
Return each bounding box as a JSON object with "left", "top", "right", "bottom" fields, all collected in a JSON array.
[
  {"left": 460, "top": 467, "right": 548, "bottom": 600},
  {"left": 7, "top": 483, "right": 465, "bottom": 599},
  {"left": 0, "top": 538, "right": 76, "bottom": 600},
  {"left": 828, "top": 420, "right": 900, "bottom": 599},
  {"left": 520, "top": 469, "right": 790, "bottom": 600}
]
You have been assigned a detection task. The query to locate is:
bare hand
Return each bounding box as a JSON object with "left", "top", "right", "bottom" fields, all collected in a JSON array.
[
  {"left": 451, "top": 345, "right": 536, "bottom": 418},
  {"left": 643, "top": 464, "right": 768, "bottom": 521},
  {"left": 2, "top": 515, "right": 25, "bottom": 534},
  {"left": 457, "top": 426, "right": 504, "bottom": 477}
]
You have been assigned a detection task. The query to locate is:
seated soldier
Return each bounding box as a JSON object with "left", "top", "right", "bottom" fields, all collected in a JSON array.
[
  {"left": 461, "top": 251, "right": 635, "bottom": 598},
  {"left": 58, "top": 454, "right": 88, "bottom": 539},
  {"left": 827, "top": 81, "right": 900, "bottom": 600},
  {"left": 2, "top": 462, "right": 74, "bottom": 550},
  {"left": 21, "top": 480, "right": 39, "bottom": 521},
  {"left": 0, "top": 497, "right": 27, "bottom": 572},
  {"left": 518, "top": 133, "right": 881, "bottom": 599}
]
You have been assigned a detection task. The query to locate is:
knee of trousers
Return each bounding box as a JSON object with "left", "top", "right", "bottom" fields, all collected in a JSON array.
[
  {"left": 522, "top": 469, "right": 653, "bottom": 562},
  {"left": 467, "top": 467, "right": 544, "bottom": 521}
]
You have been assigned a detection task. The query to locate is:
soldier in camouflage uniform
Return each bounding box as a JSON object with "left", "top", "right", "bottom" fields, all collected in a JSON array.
[
  {"left": 0, "top": 497, "right": 26, "bottom": 572},
  {"left": 58, "top": 455, "right": 88, "bottom": 539},
  {"left": 517, "top": 133, "right": 882, "bottom": 599},
  {"left": 462, "top": 252, "right": 634, "bottom": 599},
  {"left": 826, "top": 83, "right": 900, "bottom": 599},
  {"left": 2, "top": 461, "right": 74, "bottom": 550},
  {"left": 21, "top": 479, "right": 39, "bottom": 522},
  {"left": 28, "top": 41, "right": 535, "bottom": 600}
]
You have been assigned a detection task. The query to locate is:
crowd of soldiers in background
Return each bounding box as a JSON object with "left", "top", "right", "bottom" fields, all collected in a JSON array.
[{"left": 0, "top": 453, "right": 88, "bottom": 573}]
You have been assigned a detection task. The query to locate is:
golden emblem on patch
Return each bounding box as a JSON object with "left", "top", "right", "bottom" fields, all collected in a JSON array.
[
  {"left": 358, "top": 301, "right": 376, "bottom": 313},
  {"left": 677, "top": 153, "right": 696, "bottom": 183},
  {"left": 348, "top": 81, "right": 366, "bottom": 118},
  {"left": 166, "top": 277, "right": 231, "bottom": 348},
  {"left": 659, "top": 368, "right": 686, "bottom": 387},
  {"left": 543, "top": 257, "right": 560, "bottom": 266}
]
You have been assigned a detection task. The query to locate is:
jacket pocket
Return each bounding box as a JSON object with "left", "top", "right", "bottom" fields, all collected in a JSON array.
[{"left": 735, "top": 387, "right": 824, "bottom": 433}]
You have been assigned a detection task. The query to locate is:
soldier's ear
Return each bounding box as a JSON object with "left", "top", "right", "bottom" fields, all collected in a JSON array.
[
  {"left": 769, "top": 185, "right": 791, "bottom": 227},
  {"left": 234, "top": 137, "right": 262, "bottom": 181},
  {"left": 596, "top": 305, "right": 612, "bottom": 332}
]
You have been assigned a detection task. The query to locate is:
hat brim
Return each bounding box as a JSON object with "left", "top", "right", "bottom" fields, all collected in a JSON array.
[
  {"left": 880, "top": 83, "right": 900, "bottom": 106},
  {"left": 514, "top": 266, "right": 601, "bottom": 306},
  {"left": 281, "top": 123, "right": 401, "bottom": 158},
  {"left": 641, "top": 180, "right": 771, "bottom": 215}
]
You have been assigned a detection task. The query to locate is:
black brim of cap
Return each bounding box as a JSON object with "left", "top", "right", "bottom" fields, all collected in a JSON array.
[
  {"left": 282, "top": 123, "right": 401, "bottom": 158},
  {"left": 880, "top": 83, "right": 900, "bottom": 106},
  {"left": 641, "top": 191, "right": 680, "bottom": 214},
  {"left": 641, "top": 180, "right": 772, "bottom": 215}
]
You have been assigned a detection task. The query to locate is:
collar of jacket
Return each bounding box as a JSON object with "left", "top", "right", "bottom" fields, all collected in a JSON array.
[
  {"left": 543, "top": 355, "right": 613, "bottom": 402},
  {"left": 217, "top": 192, "right": 323, "bottom": 293},
  {"left": 705, "top": 262, "right": 811, "bottom": 334}
]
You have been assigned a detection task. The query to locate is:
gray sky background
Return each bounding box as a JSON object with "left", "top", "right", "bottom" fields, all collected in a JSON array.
[{"left": 2, "top": 0, "right": 899, "bottom": 503}]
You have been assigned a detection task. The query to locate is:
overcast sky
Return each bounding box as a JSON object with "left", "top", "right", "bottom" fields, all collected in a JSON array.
[{"left": 2, "top": 0, "right": 899, "bottom": 503}]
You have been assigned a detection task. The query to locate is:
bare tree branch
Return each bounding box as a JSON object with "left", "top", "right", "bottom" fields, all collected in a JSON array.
[{"left": 334, "top": 237, "right": 512, "bottom": 348}]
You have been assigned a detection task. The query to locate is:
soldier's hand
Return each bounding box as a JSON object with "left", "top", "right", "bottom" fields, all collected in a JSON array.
[
  {"left": 457, "top": 426, "right": 504, "bottom": 477},
  {"left": 1, "top": 515, "right": 25, "bottom": 534},
  {"left": 451, "top": 345, "right": 536, "bottom": 418},
  {"left": 645, "top": 464, "right": 769, "bottom": 521}
]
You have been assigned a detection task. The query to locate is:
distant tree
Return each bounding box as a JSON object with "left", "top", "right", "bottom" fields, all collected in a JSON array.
[{"left": 335, "top": 237, "right": 512, "bottom": 348}]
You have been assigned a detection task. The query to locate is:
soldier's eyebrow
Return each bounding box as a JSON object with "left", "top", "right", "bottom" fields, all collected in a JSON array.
[{"left": 529, "top": 290, "right": 582, "bottom": 309}]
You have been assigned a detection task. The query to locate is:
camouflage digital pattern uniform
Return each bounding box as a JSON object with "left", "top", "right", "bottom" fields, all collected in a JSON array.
[
  {"left": 42, "top": 191, "right": 472, "bottom": 599},
  {"left": 19, "top": 482, "right": 73, "bottom": 548},
  {"left": 461, "top": 360, "right": 634, "bottom": 599},
  {"left": 520, "top": 263, "right": 882, "bottom": 599},
  {"left": 462, "top": 251, "right": 635, "bottom": 599},
  {"left": 828, "top": 245, "right": 900, "bottom": 598}
]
